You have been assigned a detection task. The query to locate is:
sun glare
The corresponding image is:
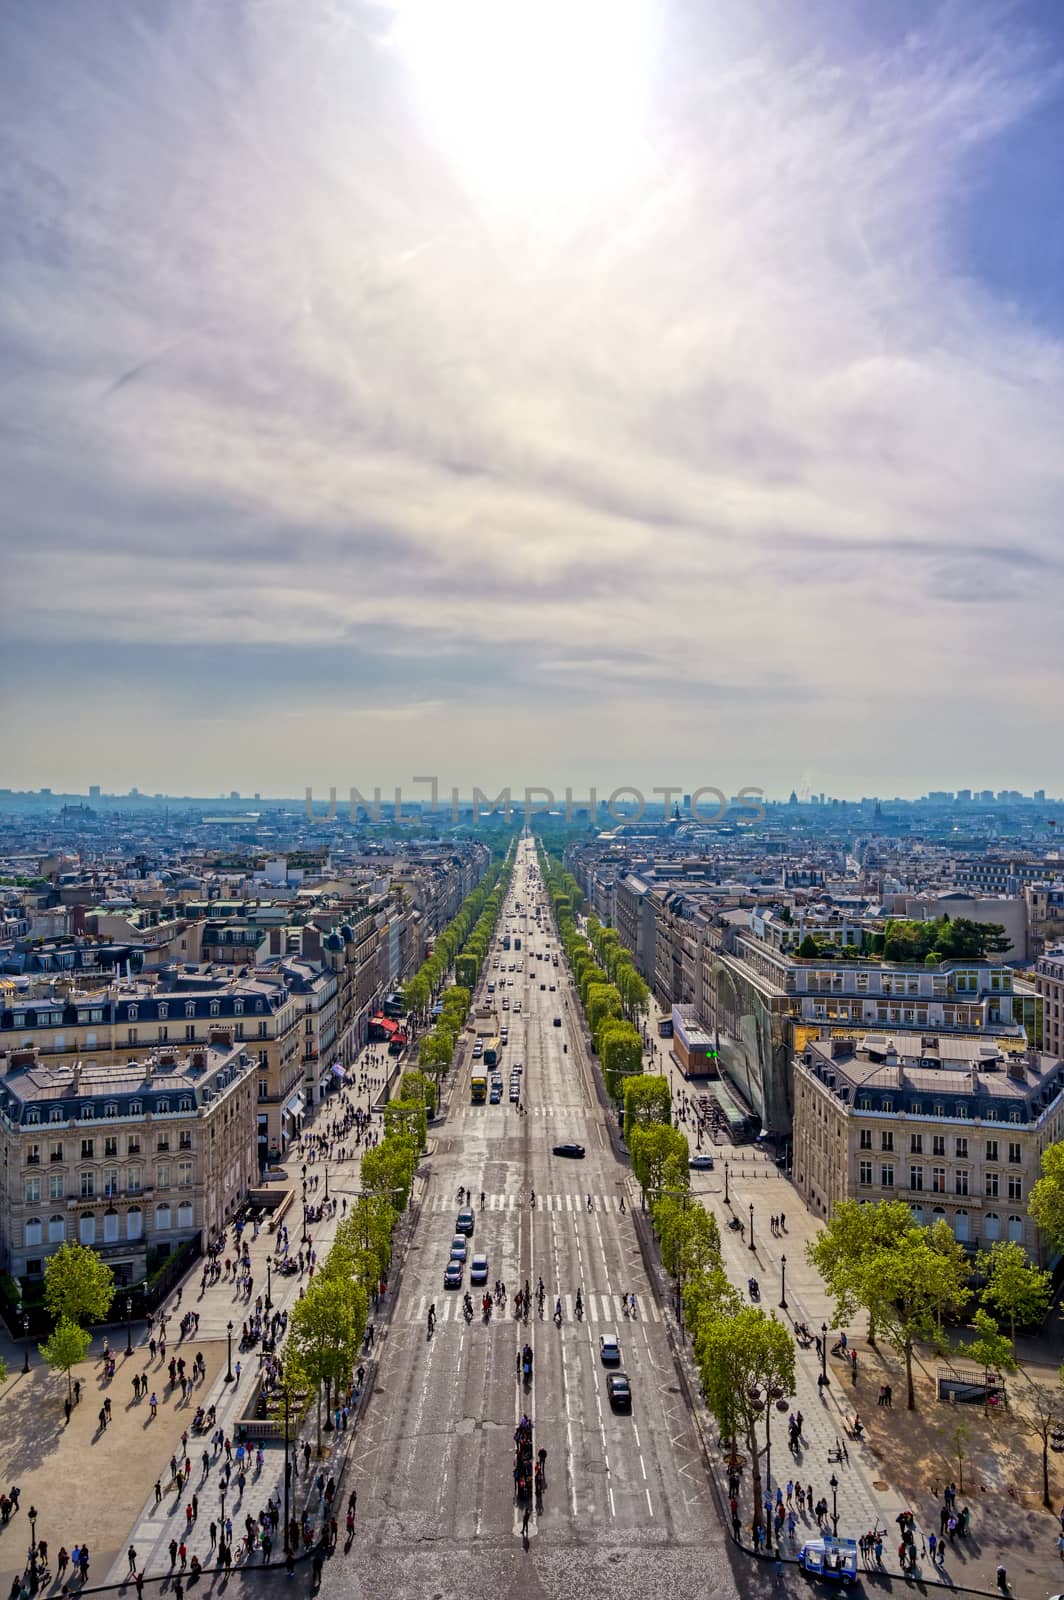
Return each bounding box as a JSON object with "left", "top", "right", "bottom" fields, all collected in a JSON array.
[{"left": 387, "top": 0, "right": 660, "bottom": 222}]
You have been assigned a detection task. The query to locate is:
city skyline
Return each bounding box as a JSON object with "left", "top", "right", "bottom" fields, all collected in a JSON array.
[{"left": 2, "top": 0, "right": 1064, "bottom": 794}]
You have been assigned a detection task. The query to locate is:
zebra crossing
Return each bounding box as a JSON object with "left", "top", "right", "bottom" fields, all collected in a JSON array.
[
  {"left": 410, "top": 1291, "right": 659, "bottom": 1324},
  {"left": 457, "top": 1104, "right": 569, "bottom": 1118},
  {"left": 428, "top": 1192, "right": 628, "bottom": 1214}
]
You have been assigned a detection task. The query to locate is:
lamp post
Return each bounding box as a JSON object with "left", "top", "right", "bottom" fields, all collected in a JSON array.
[
  {"left": 324, "top": 1165, "right": 329, "bottom": 1203},
  {"left": 724, "top": 1162, "right": 729, "bottom": 1204},
  {"left": 283, "top": 1387, "right": 291, "bottom": 1559},
  {"left": 21, "top": 1311, "right": 30, "bottom": 1374},
  {"left": 748, "top": 1201, "right": 755, "bottom": 1251},
  {"left": 125, "top": 1295, "right": 133, "bottom": 1356},
  {"left": 779, "top": 1255, "right": 788, "bottom": 1311},
  {"left": 224, "top": 1320, "right": 234, "bottom": 1383},
  {"left": 265, "top": 1256, "right": 273, "bottom": 1312},
  {"left": 28, "top": 1505, "right": 38, "bottom": 1566},
  {"left": 829, "top": 1472, "right": 839, "bottom": 1535}
]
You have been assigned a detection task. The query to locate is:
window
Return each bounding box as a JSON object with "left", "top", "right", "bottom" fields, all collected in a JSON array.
[
  {"left": 186, "top": 1025, "right": 195, "bottom": 1041},
  {"left": 48, "top": 1174, "right": 64, "bottom": 1200},
  {"left": 882, "top": 1099, "right": 893, "bottom": 1114},
  {"left": 984, "top": 1212, "right": 1000, "bottom": 1241},
  {"left": 104, "top": 1136, "right": 118, "bottom": 1157},
  {"left": 158, "top": 1003, "right": 169, "bottom": 1020},
  {"left": 48, "top": 1215, "right": 65, "bottom": 1244},
  {"left": 104, "top": 1168, "right": 119, "bottom": 1197},
  {"left": 933, "top": 1135, "right": 945, "bottom": 1157},
  {"left": 1007, "top": 1215, "right": 1024, "bottom": 1242},
  {"left": 859, "top": 1129, "right": 872, "bottom": 1150},
  {"left": 81, "top": 1105, "right": 94, "bottom": 1121},
  {"left": 985, "top": 1108, "right": 998, "bottom": 1122},
  {"left": 81, "top": 1138, "right": 94, "bottom": 1159},
  {"left": 102, "top": 1209, "right": 120, "bottom": 1244},
  {"left": 127, "top": 1206, "right": 143, "bottom": 1241},
  {"left": 910, "top": 1134, "right": 923, "bottom": 1155},
  {"left": 955, "top": 1138, "right": 968, "bottom": 1159},
  {"left": 49, "top": 1140, "right": 63, "bottom": 1161},
  {"left": 24, "top": 1177, "right": 41, "bottom": 1203},
  {"left": 156, "top": 1136, "right": 170, "bottom": 1153},
  {"left": 24, "top": 1217, "right": 42, "bottom": 1246},
  {"left": 1008, "top": 1176, "right": 1023, "bottom": 1201},
  {"left": 127, "top": 1166, "right": 142, "bottom": 1193},
  {"left": 858, "top": 1097, "right": 872, "bottom": 1111},
  {"left": 859, "top": 1160, "right": 873, "bottom": 1186},
  {"left": 178, "top": 1097, "right": 192, "bottom": 1113},
  {"left": 986, "top": 1139, "right": 999, "bottom": 1162},
  {"left": 25, "top": 1107, "right": 40, "bottom": 1126},
  {"left": 78, "top": 1213, "right": 96, "bottom": 1246},
  {"left": 156, "top": 1163, "right": 170, "bottom": 1189},
  {"left": 881, "top": 1164, "right": 894, "bottom": 1188},
  {"left": 955, "top": 1103, "right": 968, "bottom": 1118},
  {"left": 127, "top": 1135, "right": 140, "bottom": 1155},
  {"left": 932, "top": 1168, "right": 947, "bottom": 1194},
  {"left": 80, "top": 1170, "right": 95, "bottom": 1197},
  {"left": 128, "top": 1005, "right": 138, "bottom": 1021},
  {"left": 104, "top": 1103, "right": 118, "bottom": 1120},
  {"left": 157, "top": 1099, "right": 170, "bottom": 1114},
  {"left": 25, "top": 1142, "right": 41, "bottom": 1165},
  {"left": 1008, "top": 1142, "right": 1021, "bottom": 1164},
  {"left": 955, "top": 1170, "right": 969, "bottom": 1196},
  {"left": 881, "top": 1131, "right": 894, "bottom": 1152},
  {"left": 985, "top": 1172, "right": 999, "bottom": 1198},
  {"left": 50, "top": 1107, "right": 64, "bottom": 1123},
  {"left": 177, "top": 1160, "right": 193, "bottom": 1188},
  {"left": 185, "top": 1003, "right": 196, "bottom": 1018},
  {"left": 129, "top": 1100, "right": 141, "bottom": 1115},
  {"left": 234, "top": 999, "right": 244, "bottom": 1015},
  {"left": 909, "top": 1166, "right": 924, "bottom": 1192},
  {"left": 210, "top": 1001, "right": 220, "bottom": 1017},
  {"left": 177, "top": 1200, "right": 194, "bottom": 1230},
  {"left": 179, "top": 1131, "right": 192, "bottom": 1150},
  {"left": 155, "top": 1202, "right": 172, "bottom": 1231}
]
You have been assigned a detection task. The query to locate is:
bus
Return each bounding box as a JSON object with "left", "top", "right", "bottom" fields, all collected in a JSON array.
[
  {"left": 471, "top": 1074, "right": 488, "bottom": 1104},
  {"left": 483, "top": 1036, "right": 500, "bottom": 1068}
]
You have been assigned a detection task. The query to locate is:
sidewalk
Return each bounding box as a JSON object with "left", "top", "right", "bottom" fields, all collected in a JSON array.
[
  {"left": 646, "top": 1029, "right": 1063, "bottom": 1598},
  {"left": 99, "top": 1041, "right": 399, "bottom": 1588}
]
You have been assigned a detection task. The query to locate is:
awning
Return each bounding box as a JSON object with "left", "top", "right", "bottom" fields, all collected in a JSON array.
[
  {"left": 285, "top": 1093, "right": 305, "bottom": 1118},
  {"left": 371, "top": 1014, "right": 399, "bottom": 1034}
]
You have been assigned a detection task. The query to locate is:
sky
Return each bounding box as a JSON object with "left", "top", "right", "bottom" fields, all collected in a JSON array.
[{"left": 2, "top": 0, "right": 1063, "bottom": 801}]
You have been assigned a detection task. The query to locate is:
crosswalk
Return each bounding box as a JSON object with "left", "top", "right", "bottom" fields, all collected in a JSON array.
[
  {"left": 410, "top": 1292, "right": 659, "bottom": 1324},
  {"left": 457, "top": 1104, "right": 571, "bottom": 1118},
  {"left": 428, "top": 1192, "right": 628, "bottom": 1214}
]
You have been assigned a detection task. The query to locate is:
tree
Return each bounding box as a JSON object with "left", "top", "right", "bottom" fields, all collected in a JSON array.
[
  {"left": 623, "top": 1075, "right": 672, "bottom": 1137},
  {"left": 629, "top": 1124, "right": 688, "bottom": 1203},
  {"left": 1029, "top": 1142, "right": 1064, "bottom": 1253},
  {"left": 958, "top": 1308, "right": 1016, "bottom": 1416},
  {"left": 979, "top": 1240, "right": 1052, "bottom": 1346},
  {"left": 44, "top": 1240, "right": 114, "bottom": 1327},
  {"left": 698, "top": 1309, "right": 795, "bottom": 1533},
  {"left": 806, "top": 1199, "right": 915, "bottom": 1344},
  {"left": 859, "top": 1225, "right": 971, "bottom": 1409},
  {"left": 797, "top": 935, "right": 819, "bottom": 959},
  {"left": 40, "top": 1316, "right": 91, "bottom": 1400},
  {"left": 1016, "top": 1367, "right": 1064, "bottom": 1508},
  {"left": 289, "top": 1275, "right": 366, "bottom": 1455}
]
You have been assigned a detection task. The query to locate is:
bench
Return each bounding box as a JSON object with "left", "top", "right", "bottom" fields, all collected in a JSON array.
[
  {"left": 843, "top": 1413, "right": 863, "bottom": 1441},
  {"left": 268, "top": 1188, "right": 296, "bottom": 1233}
]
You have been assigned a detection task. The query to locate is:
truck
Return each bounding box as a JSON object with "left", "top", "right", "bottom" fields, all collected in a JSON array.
[
  {"left": 483, "top": 1036, "right": 501, "bottom": 1068},
  {"left": 471, "top": 1074, "right": 488, "bottom": 1105},
  {"left": 514, "top": 937, "right": 522, "bottom": 950}
]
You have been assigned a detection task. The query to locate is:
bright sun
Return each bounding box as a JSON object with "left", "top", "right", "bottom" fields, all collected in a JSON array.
[{"left": 386, "top": 0, "right": 660, "bottom": 222}]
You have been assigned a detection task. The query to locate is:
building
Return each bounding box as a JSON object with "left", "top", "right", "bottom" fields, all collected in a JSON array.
[
  {"left": 792, "top": 1034, "right": 1064, "bottom": 1260},
  {"left": 1035, "top": 949, "right": 1064, "bottom": 1063},
  {"left": 0, "top": 1038, "right": 257, "bottom": 1284}
]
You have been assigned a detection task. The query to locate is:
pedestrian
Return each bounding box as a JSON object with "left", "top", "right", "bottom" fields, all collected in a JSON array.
[
  {"left": 168, "top": 1540, "right": 178, "bottom": 1570},
  {"left": 135, "top": 1573, "right": 144, "bottom": 1600},
  {"left": 149, "top": 1391, "right": 158, "bottom": 1418},
  {"left": 775, "top": 1552, "right": 784, "bottom": 1584},
  {"left": 929, "top": 1532, "right": 937, "bottom": 1564},
  {"left": 997, "top": 1561, "right": 1008, "bottom": 1593},
  {"left": 154, "top": 1479, "right": 162, "bottom": 1505},
  {"left": 210, "top": 1522, "right": 217, "bottom": 1550},
  {"left": 64, "top": 1397, "right": 72, "bottom": 1426},
  {"left": 128, "top": 1546, "right": 138, "bottom": 1574}
]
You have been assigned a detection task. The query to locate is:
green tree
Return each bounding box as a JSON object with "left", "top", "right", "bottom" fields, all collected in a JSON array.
[
  {"left": 958, "top": 1308, "right": 1016, "bottom": 1415},
  {"left": 40, "top": 1316, "right": 92, "bottom": 1400},
  {"left": 1029, "top": 1142, "right": 1064, "bottom": 1253},
  {"left": 629, "top": 1123, "right": 688, "bottom": 1202},
  {"left": 623, "top": 1075, "right": 672, "bottom": 1137},
  {"left": 979, "top": 1240, "right": 1052, "bottom": 1346},
  {"left": 44, "top": 1240, "right": 115, "bottom": 1327},
  {"left": 797, "top": 935, "right": 819, "bottom": 959},
  {"left": 698, "top": 1309, "right": 795, "bottom": 1534},
  {"left": 806, "top": 1198, "right": 915, "bottom": 1344},
  {"left": 860, "top": 1225, "right": 971, "bottom": 1409},
  {"left": 289, "top": 1275, "right": 366, "bottom": 1455},
  {"left": 598, "top": 1021, "right": 643, "bottom": 1099}
]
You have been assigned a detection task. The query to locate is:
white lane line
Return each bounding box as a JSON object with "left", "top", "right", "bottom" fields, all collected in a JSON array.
[
  {"left": 640, "top": 1455, "right": 647, "bottom": 1480},
  {"left": 646, "top": 1487, "right": 654, "bottom": 1516}
]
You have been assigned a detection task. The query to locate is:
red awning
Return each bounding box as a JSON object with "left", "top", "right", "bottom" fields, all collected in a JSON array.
[{"left": 371, "top": 1014, "right": 399, "bottom": 1034}]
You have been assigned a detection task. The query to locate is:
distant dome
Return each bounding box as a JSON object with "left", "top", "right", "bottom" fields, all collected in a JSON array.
[
  {"left": 324, "top": 931, "right": 344, "bottom": 954},
  {"left": 340, "top": 923, "right": 355, "bottom": 944}
]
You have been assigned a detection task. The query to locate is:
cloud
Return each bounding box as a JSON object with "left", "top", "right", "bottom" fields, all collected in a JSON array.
[{"left": 1, "top": 0, "right": 1063, "bottom": 793}]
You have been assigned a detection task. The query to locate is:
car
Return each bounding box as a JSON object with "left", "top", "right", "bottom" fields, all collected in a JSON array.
[
  {"left": 540, "top": 983, "right": 546, "bottom": 990},
  {"left": 443, "top": 1260, "right": 463, "bottom": 1289},
  {"left": 553, "top": 1016, "right": 562, "bottom": 1027},
  {"left": 456, "top": 1208, "right": 475, "bottom": 1235},
  {"left": 509, "top": 1085, "right": 520, "bottom": 1101},
  {"left": 470, "top": 1253, "right": 489, "bottom": 1285},
  {"left": 599, "top": 1334, "right": 621, "bottom": 1365},
  {"left": 511, "top": 1061, "right": 523, "bottom": 1073},
  {"left": 549, "top": 984, "right": 556, "bottom": 990},
  {"left": 489, "top": 1087, "right": 502, "bottom": 1103},
  {"left": 606, "top": 1372, "right": 632, "bottom": 1410},
  {"left": 552, "top": 1143, "right": 586, "bottom": 1159},
  {"left": 689, "top": 1154, "right": 715, "bottom": 1170},
  {"left": 450, "top": 1235, "right": 468, "bottom": 1261}
]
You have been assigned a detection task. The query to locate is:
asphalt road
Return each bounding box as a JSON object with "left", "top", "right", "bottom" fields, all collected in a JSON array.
[{"left": 305, "top": 839, "right": 743, "bottom": 1600}]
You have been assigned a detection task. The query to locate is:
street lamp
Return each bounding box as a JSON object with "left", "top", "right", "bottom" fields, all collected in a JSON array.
[
  {"left": 829, "top": 1472, "right": 839, "bottom": 1535},
  {"left": 724, "top": 1162, "right": 729, "bottom": 1204},
  {"left": 283, "top": 1387, "right": 292, "bottom": 1559},
  {"left": 748, "top": 1201, "right": 755, "bottom": 1251},
  {"left": 21, "top": 1311, "right": 30, "bottom": 1374},
  {"left": 125, "top": 1295, "right": 133, "bottom": 1356},
  {"left": 779, "top": 1255, "right": 788, "bottom": 1311},
  {"left": 821, "top": 1323, "right": 829, "bottom": 1382},
  {"left": 324, "top": 1166, "right": 329, "bottom": 1203},
  {"left": 28, "top": 1506, "right": 38, "bottom": 1564},
  {"left": 224, "top": 1320, "right": 234, "bottom": 1383},
  {"left": 265, "top": 1256, "right": 273, "bottom": 1312}
]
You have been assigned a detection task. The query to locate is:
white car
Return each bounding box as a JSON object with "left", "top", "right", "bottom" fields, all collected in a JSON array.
[{"left": 599, "top": 1334, "right": 621, "bottom": 1365}]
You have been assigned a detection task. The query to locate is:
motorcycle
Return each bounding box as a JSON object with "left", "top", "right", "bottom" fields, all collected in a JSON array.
[
  {"left": 748, "top": 1277, "right": 760, "bottom": 1300},
  {"left": 728, "top": 1215, "right": 742, "bottom": 1232}
]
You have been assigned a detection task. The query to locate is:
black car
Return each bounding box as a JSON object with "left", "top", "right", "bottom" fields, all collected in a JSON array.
[
  {"left": 553, "top": 1142, "right": 586, "bottom": 1159},
  {"left": 607, "top": 1372, "right": 632, "bottom": 1410}
]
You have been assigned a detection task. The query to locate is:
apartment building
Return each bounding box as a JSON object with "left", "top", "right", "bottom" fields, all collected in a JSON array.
[
  {"left": 0, "top": 1038, "right": 257, "bottom": 1284},
  {"left": 793, "top": 1034, "right": 1064, "bottom": 1260},
  {"left": 1035, "top": 949, "right": 1064, "bottom": 1063},
  {"left": 1027, "top": 888, "right": 1064, "bottom": 958}
]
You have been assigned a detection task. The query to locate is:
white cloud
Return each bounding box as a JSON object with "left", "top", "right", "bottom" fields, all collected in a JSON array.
[{"left": 1, "top": 0, "right": 1063, "bottom": 793}]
